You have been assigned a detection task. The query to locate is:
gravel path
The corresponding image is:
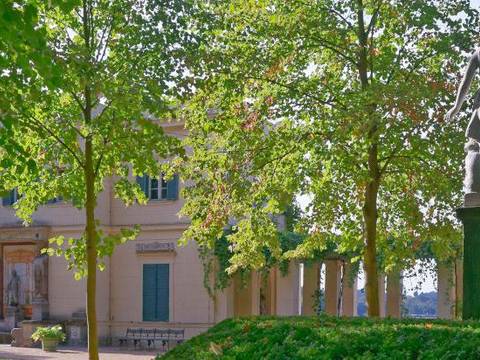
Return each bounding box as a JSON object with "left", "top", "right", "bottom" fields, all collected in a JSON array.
[{"left": 0, "top": 345, "right": 161, "bottom": 360}]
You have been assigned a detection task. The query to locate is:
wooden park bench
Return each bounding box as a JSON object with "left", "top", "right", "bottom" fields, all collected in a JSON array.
[{"left": 118, "top": 328, "right": 185, "bottom": 351}]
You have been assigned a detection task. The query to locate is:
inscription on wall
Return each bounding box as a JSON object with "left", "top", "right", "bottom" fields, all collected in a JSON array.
[{"left": 135, "top": 242, "right": 175, "bottom": 254}]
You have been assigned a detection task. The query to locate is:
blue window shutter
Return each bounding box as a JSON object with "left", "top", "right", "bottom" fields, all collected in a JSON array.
[
  {"left": 143, "top": 264, "right": 157, "bottom": 321},
  {"left": 166, "top": 175, "right": 179, "bottom": 200},
  {"left": 2, "top": 190, "right": 14, "bottom": 206},
  {"left": 155, "top": 264, "right": 169, "bottom": 321},
  {"left": 136, "top": 175, "right": 149, "bottom": 198}
]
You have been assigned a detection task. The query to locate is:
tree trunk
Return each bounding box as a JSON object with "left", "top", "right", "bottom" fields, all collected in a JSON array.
[
  {"left": 85, "top": 134, "right": 99, "bottom": 360},
  {"left": 84, "top": 93, "right": 99, "bottom": 359},
  {"left": 363, "top": 147, "right": 380, "bottom": 317},
  {"left": 357, "top": 0, "right": 380, "bottom": 317},
  {"left": 81, "top": 1, "right": 99, "bottom": 357}
]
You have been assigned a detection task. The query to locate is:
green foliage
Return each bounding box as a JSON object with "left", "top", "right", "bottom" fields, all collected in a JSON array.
[
  {"left": 0, "top": 0, "right": 193, "bottom": 277},
  {"left": 42, "top": 225, "right": 139, "bottom": 279},
  {"left": 179, "top": 0, "right": 479, "bottom": 282},
  {"left": 199, "top": 229, "right": 307, "bottom": 295},
  {"left": 31, "top": 325, "right": 66, "bottom": 342},
  {"left": 164, "top": 316, "right": 480, "bottom": 360}
]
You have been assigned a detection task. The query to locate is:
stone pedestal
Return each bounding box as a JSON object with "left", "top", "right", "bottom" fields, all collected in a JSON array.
[
  {"left": 20, "top": 320, "right": 60, "bottom": 348},
  {"left": 65, "top": 319, "right": 87, "bottom": 346},
  {"left": 5, "top": 306, "right": 21, "bottom": 330},
  {"left": 11, "top": 327, "right": 24, "bottom": 347},
  {"left": 456, "top": 206, "right": 480, "bottom": 319}
]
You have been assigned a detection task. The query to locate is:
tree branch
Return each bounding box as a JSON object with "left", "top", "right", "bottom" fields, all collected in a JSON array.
[
  {"left": 248, "top": 75, "right": 346, "bottom": 110},
  {"left": 19, "top": 113, "right": 85, "bottom": 168},
  {"left": 308, "top": 35, "right": 357, "bottom": 65},
  {"left": 366, "top": 1, "right": 383, "bottom": 36}
]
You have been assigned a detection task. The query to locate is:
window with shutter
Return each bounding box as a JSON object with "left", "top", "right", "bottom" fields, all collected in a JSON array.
[
  {"left": 136, "top": 174, "right": 178, "bottom": 201},
  {"left": 2, "top": 189, "right": 18, "bottom": 206},
  {"left": 166, "top": 174, "right": 179, "bottom": 200},
  {"left": 142, "top": 264, "right": 169, "bottom": 321}
]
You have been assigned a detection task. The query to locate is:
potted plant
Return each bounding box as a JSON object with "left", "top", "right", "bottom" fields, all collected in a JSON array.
[{"left": 31, "top": 325, "right": 66, "bottom": 352}]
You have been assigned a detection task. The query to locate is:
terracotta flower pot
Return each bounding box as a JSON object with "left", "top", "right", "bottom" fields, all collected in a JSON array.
[{"left": 41, "top": 338, "right": 59, "bottom": 352}]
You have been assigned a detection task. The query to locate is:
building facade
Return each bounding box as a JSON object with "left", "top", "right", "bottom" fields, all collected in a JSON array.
[{"left": 0, "top": 122, "right": 302, "bottom": 346}]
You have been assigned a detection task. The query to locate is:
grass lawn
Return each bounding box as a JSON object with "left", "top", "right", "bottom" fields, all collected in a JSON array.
[{"left": 163, "top": 315, "right": 480, "bottom": 359}]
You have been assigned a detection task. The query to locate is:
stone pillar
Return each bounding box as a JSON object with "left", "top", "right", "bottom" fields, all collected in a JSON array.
[
  {"left": 386, "top": 271, "right": 402, "bottom": 318},
  {"left": 276, "top": 262, "right": 301, "bottom": 315},
  {"left": 302, "top": 263, "right": 320, "bottom": 315},
  {"left": 455, "top": 259, "right": 463, "bottom": 318},
  {"left": 251, "top": 271, "right": 261, "bottom": 315},
  {"left": 437, "top": 262, "right": 455, "bottom": 319},
  {"left": 378, "top": 274, "right": 386, "bottom": 318},
  {"left": 325, "top": 260, "right": 341, "bottom": 316},
  {"left": 341, "top": 262, "right": 357, "bottom": 317},
  {"left": 214, "top": 283, "right": 234, "bottom": 322},
  {"left": 457, "top": 206, "right": 480, "bottom": 319},
  {"left": 233, "top": 274, "right": 252, "bottom": 316},
  {"left": 268, "top": 268, "right": 277, "bottom": 315}
]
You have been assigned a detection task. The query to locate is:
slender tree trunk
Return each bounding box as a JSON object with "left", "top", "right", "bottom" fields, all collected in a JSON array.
[
  {"left": 357, "top": 0, "right": 380, "bottom": 317},
  {"left": 363, "top": 148, "right": 380, "bottom": 317},
  {"left": 84, "top": 92, "right": 99, "bottom": 360},
  {"left": 85, "top": 134, "right": 99, "bottom": 360},
  {"left": 81, "top": 1, "right": 99, "bottom": 357}
]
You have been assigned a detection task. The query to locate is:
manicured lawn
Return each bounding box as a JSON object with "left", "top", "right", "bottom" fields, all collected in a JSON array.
[{"left": 163, "top": 316, "right": 480, "bottom": 359}]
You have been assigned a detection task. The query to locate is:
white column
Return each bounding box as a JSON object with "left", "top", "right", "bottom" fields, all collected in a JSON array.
[
  {"left": 302, "top": 263, "right": 320, "bottom": 315},
  {"left": 276, "top": 262, "right": 301, "bottom": 315},
  {"left": 341, "top": 262, "right": 357, "bottom": 317},
  {"left": 437, "top": 262, "right": 455, "bottom": 319},
  {"left": 325, "top": 260, "right": 341, "bottom": 316},
  {"left": 214, "top": 283, "right": 234, "bottom": 322},
  {"left": 233, "top": 274, "right": 251, "bottom": 316},
  {"left": 251, "top": 271, "right": 261, "bottom": 315},
  {"left": 386, "top": 271, "right": 402, "bottom": 318},
  {"left": 378, "top": 274, "right": 386, "bottom": 318}
]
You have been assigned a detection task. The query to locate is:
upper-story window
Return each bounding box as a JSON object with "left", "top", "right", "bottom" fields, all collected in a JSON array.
[
  {"left": 46, "top": 196, "right": 63, "bottom": 204},
  {"left": 2, "top": 190, "right": 63, "bottom": 207},
  {"left": 2, "top": 189, "right": 18, "bottom": 206},
  {"left": 136, "top": 174, "right": 179, "bottom": 201}
]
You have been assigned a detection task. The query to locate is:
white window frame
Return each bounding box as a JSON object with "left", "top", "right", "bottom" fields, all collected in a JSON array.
[{"left": 146, "top": 175, "right": 168, "bottom": 200}]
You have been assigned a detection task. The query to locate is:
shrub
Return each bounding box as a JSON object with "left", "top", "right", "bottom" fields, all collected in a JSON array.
[
  {"left": 31, "top": 325, "right": 66, "bottom": 342},
  {"left": 163, "top": 316, "right": 480, "bottom": 359}
]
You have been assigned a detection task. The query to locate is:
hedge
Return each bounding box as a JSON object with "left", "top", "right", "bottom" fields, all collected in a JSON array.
[{"left": 162, "top": 316, "right": 480, "bottom": 359}]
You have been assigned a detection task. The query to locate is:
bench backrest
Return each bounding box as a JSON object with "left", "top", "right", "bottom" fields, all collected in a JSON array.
[{"left": 124, "top": 327, "right": 184, "bottom": 340}]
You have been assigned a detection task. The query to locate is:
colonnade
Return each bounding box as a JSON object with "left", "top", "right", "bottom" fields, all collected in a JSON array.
[
  {"left": 214, "top": 259, "right": 462, "bottom": 322},
  {"left": 302, "top": 259, "right": 462, "bottom": 319}
]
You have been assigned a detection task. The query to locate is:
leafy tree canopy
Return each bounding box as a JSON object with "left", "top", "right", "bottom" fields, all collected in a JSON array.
[{"left": 180, "top": 0, "right": 478, "bottom": 313}]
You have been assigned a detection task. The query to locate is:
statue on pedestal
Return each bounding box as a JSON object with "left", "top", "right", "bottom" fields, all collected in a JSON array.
[
  {"left": 33, "top": 254, "right": 48, "bottom": 302},
  {"left": 446, "top": 49, "right": 480, "bottom": 198},
  {"left": 6, "top": 270, "right": 20, "bottom": 307}
]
